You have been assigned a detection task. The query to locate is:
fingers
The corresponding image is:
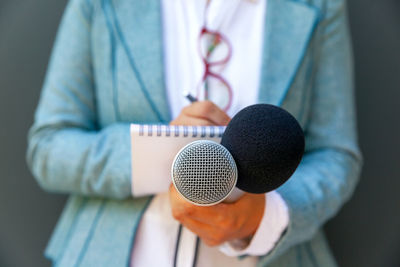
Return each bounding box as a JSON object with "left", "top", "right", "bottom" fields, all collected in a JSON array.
[
  {"left": 170, "top": 183, "right": 266, "bottom": 244},
  {"left": 169, "top": 185, "right": 227, "bottom": 225},
  {"left": 169, "top": 185, "right": 236, "bottom": 226},
  {"left": 170, "top": 115, "right": 214, "bottom": 126},
  {"left": 178, "top": 101, "right": 231, "bottom": 126},
  {"left": 169, "top": 186, "right": 224, "bottom": 245},
  {"left": 169, "top": 185, "right": 238, "bottom": 246},
  {"left": 179, "top": 217, "right": 227, "bottom": 247},
  {"left": 183, "top": 203, "right": 235, "bottom": 227}
]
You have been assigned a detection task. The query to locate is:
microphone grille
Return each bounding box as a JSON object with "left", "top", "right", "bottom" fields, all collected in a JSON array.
[{"left": 172, "top": 140, "right": 237, "bottom": 206}]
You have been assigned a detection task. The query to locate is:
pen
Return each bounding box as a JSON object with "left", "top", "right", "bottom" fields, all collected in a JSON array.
[{"left": 183, "top": 91, "right": 198, "bottom": 103}]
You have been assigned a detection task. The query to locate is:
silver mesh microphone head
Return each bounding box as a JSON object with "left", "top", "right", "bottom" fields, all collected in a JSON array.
[{"left": 171, "top": 140, "right": 238, "bottom": 206}]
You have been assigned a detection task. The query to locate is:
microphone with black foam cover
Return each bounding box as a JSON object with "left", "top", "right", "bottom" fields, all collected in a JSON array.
[
  {"left": 171, "top": 104, "right": 305, "bottom": 206},
  {"left": 221, "top": 104, "right": 305, "bottom": 194}
]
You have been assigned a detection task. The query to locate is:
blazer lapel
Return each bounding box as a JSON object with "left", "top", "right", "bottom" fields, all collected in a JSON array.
[
  {"left": 258, "top": 0, "right": 319, "bottom": 106},
  {"left": 105, "top": 0, "right": 171, "bottom": 122},
  {"left": 104, "top": 0, "right": 318, "bottom": 120}
]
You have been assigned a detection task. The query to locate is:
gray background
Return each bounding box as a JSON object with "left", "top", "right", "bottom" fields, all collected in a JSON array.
[{"left": 0, "top": 0, "right": 399, "bottom": 266}]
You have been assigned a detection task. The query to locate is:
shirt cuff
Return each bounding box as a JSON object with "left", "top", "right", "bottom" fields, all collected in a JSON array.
[{"left": 219, "top": 191, "right": 289, "bottom": 256}]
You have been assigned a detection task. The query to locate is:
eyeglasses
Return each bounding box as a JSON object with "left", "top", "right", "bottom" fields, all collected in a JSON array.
[{"left": 196, "top": 13, "right": 233, "bottom": 112}]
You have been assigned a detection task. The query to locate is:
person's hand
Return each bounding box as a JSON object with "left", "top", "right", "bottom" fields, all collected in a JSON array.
[
  {"left": 169, "top": 101, "right": 263, "bottom": 246},
  {"left": 170, "top": 101, "right": 231, "bottom": 126},
  {"left": 169, "top": 184, "right": 265, "bottom": 247}
]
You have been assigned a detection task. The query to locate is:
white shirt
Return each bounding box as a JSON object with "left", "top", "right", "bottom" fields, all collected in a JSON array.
[{"left": 131, "top": 1, "right": 289, "bottom": 266}]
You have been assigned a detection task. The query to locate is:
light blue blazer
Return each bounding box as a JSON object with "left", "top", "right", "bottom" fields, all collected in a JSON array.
[{"left": 27, "top": 0, "right": 362, "bottom": 266}]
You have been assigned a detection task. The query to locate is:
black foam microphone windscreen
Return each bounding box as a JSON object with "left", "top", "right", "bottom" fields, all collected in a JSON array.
[{"left": 221, "top": 104, "right": 305, "bottom": 193}]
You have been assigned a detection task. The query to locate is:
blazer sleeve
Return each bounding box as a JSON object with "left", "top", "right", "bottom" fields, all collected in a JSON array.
[
  {"left": 259, "top": 0, "right": 362, "bottom": 264},
  {"left": 26, "top": 0, "right": 132, "bottom": 199}
]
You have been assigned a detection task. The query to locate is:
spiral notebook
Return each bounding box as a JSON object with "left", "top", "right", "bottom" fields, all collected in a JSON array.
[{"left": 130, "top": 124, "right": 225, "bottom": 196}]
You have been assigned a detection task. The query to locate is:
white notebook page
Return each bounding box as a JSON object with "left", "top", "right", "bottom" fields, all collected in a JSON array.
[{"left": 130, "top": 124, "right": 225, "bottom": 196}]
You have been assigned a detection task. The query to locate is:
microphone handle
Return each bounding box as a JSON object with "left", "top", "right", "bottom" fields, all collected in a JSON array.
[{"left": 224, "top": 187, "right": 245, "bottom": 203}]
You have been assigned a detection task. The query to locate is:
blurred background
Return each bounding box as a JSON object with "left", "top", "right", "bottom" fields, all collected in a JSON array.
[{"left": 0, "top": 0, "right": 399, "bottom": 266}]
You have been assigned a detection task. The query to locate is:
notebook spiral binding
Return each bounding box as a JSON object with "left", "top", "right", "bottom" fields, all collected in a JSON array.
[{"left": 138, "top": 125, "right": 226, "bottom": 138}]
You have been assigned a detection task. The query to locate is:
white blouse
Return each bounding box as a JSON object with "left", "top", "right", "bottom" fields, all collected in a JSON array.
[{"left": 131, "top": 0, "right": 289, "bottom": 266}]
